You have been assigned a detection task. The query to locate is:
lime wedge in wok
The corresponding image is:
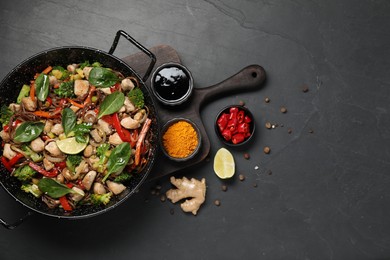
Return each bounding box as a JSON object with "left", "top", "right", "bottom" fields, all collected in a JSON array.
[{"left": 56, "top": 136, "right": 89, "bottom": 154}]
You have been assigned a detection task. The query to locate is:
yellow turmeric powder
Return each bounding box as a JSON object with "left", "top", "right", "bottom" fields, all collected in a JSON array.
[{"left": 163, "top": 120, "right": 199, "bottom": 158}]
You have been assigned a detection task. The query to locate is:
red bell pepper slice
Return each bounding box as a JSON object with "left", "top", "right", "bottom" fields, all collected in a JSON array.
[
  {"left": 237, "top": 110, "right": 245, "bottom": 123},
  {"left": 237, "top": 122, "right": 249, "bottom": 134},
  {"left": 8, "top": 153, "right": 25, "bottom": 167},
  {"left": 28, "top": 162, "right": 59, "bottom": 178},
  {"left": 222, "top": 129, "right": 232, "bottom": 141},
  {"left": 103, "top": 113, "right": 131, "bottom": 143},
  {"left": 217, "top": 113, "right": 229, "bottom": 132},
  {"left": 1, "top": 156, "right": 12, "bottom": 172},
  {"left": 232, "top": 133, "right": 245, "bottom": 144},
  {"left": 59, "top": 196, "right": 73, "bottom": 211}
]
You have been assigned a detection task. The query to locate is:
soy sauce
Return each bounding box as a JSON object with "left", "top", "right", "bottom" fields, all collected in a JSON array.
[{"left": 153, "top": 66, "right": 190, "bottom": 101}]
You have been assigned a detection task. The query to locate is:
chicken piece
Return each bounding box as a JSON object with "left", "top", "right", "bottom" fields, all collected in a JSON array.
[
  {"left": 133, "top": 109, "right": 147, "bottom": 123},
  {"left": 82, "top": 170, "right": 97, "bottom": 191},
  {"left": 3, "top": 143, "right": 16, "bottom": 160},
  {"left": 21, "top": 97, "right": 37, "bottom": 112},
  {"left": 51, "top": 123, "right": 64, "bottom": 136},
  {"left": 106, "top": 180, "right": 126, "bottom": 195},
  {"left": 49, "top": 75, "right": 58, "bottom": 86},
  {"left": 44, "top": 120, "right": 53, "bottom": 134},
  {"left": 70, "top": 187, "right": 85, "bottom": 202},
  {"left": 43, "top": 157, "right": 55, "bottom": 171},
  {"left": 123, "top": 96, "right": 135, "bottom": 113},
  {"left": 82, "top": 67, "right": 93, "bottom": 79},
  {"left": 8, "top": 103, "right": 21, "bottom": 113},
  {"left": 120, "top": 116, "right": 140, "bottom": 130},
  {"left": 69, "top": 105, "right": 80, "bottom": 113},
  {"left": 121, "top": 78, "right": 135, "bottom": 92},
  {"left": 30, "top": 137, "right": 45, "bottom": 153},
  {"left": 90, "top": 129, "right": 102, "bottom": 143},
  {"left": 108, "top": 132, "right": 123, "bottom": 145},
  {"left": 0, "top": 130, "right": 11, "bottom": 142},
  {"left": 93, "top": 183, "right": 106, "bottom": 195},
  {"left": 97, "top": 119, "right": 112, "bottom": 135},
  {"left": 56, "top": 173, "right": 65, "bottom": 183},
  {"left": 99, "top": 87, "right": 112, "bottom": 95},
  {"left": 45, "top": 141, "right": 63, "bottom": 157},
  {"left": 67, "top": 64, "right": 77, "bottom": 73},
  {"left": 83, "top": 145, "right": 95, "bottom": 158},
  {"left": 74, "top": 79, "right": 89, "bottom": 97}
]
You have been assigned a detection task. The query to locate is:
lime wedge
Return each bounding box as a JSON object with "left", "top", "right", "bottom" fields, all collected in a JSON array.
[
  {"left": 56, "top": 136, "right": 89, "bottom": 154},
  {"left": 213, "top": 148, "right": 235, "bottom": 179}
]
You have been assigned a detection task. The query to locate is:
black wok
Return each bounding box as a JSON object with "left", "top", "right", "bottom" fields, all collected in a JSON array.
[{"left": 0, "top": 30, "right": 158, "bottom": 228}]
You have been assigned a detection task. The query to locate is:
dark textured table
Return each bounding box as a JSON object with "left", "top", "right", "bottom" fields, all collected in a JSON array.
[{"left": 1, "top": 1, "right": 389, "bottom": 259}]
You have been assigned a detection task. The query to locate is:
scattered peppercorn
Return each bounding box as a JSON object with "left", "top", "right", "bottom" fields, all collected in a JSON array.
[
  {"left": 265, "top": 122, "right": 272, "bottom": 129},
  {"left": 288, "top": 128, "right": 293, "bottom": 134},
  {"left": 239, "top": 100, "right": 245, "bottom": 106},
  {"left": 263, "top": 146, "right": 271, "bottom": 154},
  {"left": 244, "top": 153, "right": 250, "bottom": 160},
  {"left": 302, "top": 85, "right": 309, "bottom": 93},
  {"left": 214, "top": 200, "right": 221, "bottom": 206},
  {"left": 280, "top": 106, "right": 287, "bottom": 113},
  {"left": 239, "top": 174, "right": 245, "bottom": 181},
  {"left": 265, "top": 97, "right": 270, "bottom": 103},
  {"left": 309, "top": 129, "right": 314, "bottom": 134},
  {"left": 160, "top": 194, "right": 166, "bottom": 202},
  {"left": 221, "top": 185, "right": 228, "bottom": 192},
  {"left": 267, "top": 169, "right": 273, "bottom": 175},
  {"left": 253, "top": 183, "right": 258, "bottom": 188}
]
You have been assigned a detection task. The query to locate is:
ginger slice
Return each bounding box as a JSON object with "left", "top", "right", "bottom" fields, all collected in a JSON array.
[{"left": 166, "top": 176, "right": 206, "bottom": 215}]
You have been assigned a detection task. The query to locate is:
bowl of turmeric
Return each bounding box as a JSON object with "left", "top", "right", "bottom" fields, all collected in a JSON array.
[{"left": 161, "top": 118, "right": 201, "bottom": 161}]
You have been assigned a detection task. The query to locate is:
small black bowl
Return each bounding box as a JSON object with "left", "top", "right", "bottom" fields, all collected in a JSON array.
[
  {"left": 161, "top": 118, "right": 202, "bottom": 161},
  {"left": 151, "top": 62, "right": 193, "bottom": 106},
  {"left": 215, "top": 105, "right": 255, "bottom": 146}
]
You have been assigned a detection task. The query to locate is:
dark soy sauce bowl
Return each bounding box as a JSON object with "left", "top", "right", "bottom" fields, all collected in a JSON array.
[{"left": 150, "top": 62, "right": 194, "bottom": 106}]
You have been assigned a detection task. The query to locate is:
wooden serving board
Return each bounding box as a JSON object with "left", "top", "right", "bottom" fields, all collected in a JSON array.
[{"left": 122, "top": 45, "right": 266, "bottom": 181}]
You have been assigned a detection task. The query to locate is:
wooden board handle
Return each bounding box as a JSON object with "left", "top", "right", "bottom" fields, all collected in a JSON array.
[{"left": 195, "top": 65, "right": 266, "bottom": 108}]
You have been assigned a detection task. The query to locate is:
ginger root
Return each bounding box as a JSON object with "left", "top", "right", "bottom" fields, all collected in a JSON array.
[{"left": 166, "top": 176, "right": 206, "bottom": 215}]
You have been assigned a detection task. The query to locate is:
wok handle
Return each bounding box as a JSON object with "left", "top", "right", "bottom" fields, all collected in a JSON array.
[
  {"left": 109, "top": 30, "right": 156, "bottom": 82},
  {"left": 1, "top": 211, "right": 33, "bottom": 230}
]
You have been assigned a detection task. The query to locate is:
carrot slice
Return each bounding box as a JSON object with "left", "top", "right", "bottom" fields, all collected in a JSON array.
[
  {"left": 67, "top": 98, "right": 84, "bottom": 108},
  {"left": 30, "top": 83, "right": 35, "bottom": 101},
  {"left": 42, "top": 66, "right": 53, "bottom": 75}
]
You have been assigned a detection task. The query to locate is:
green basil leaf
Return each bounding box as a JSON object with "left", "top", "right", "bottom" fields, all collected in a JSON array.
[
  {"left": 35, "top": 73, "right": 50, "bottom": 101},
  {"left": 62, "top": 108, "right": 77, "bottom": 136},
  {"left": 97, "top": 91, "right": 125, "bottom": 119},
  {"left": 89, "top": 67, "right": 119, "bottom": 88},
  {"left": 38, "top": 178, "right": 75, "bottom": 198},
  {"left": 14, "top": 121, "right": 44, "bottom": 143},
  {"left": 102, "top": 142, "right": 131, "bottom": 182}
]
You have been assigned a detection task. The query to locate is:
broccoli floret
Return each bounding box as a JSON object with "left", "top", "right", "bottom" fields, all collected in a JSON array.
[
  {"left": 66, "top": 154, "right": 82, "bottom": 173},
  {"left": 21, "top": 183, "right": 42, "bottom": 198},
  {"left": 16, "top": 85, "right": 31, "bottom": 104},
  {"left": 90, "top": 192, "right": 112, "bottom": 205},
  {"left": 94, "top": 143, "right": 110, "bottom": 173},
  {"left": 22, "top": 145, "right": 43, "bottom": 162},
  {"left": 14, "top": 165, "right": 36, "bottom": 181},
  {"left": 54, "top": 81, "right": 75, "bottom": 98},
  {"left": 0, "top": 105, "right": 13, "bottom": 128},
  {"left": 51, "top": 66, "right": 70, "bottom": 80},
  {"left": 128, "top": 88, "right": 144, "bottom": 108},
  {"left": 114, "top": 172, "right": 132, "bottom": 183}
]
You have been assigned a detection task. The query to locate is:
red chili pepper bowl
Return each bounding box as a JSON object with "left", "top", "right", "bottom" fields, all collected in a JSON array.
[{"left": 214, "top": 105, "right": 255, "bottom": 146}]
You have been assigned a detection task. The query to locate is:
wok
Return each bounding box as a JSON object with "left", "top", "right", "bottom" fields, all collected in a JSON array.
[{"left": 0, "top": 30, "right": 159, "bottom": 228}]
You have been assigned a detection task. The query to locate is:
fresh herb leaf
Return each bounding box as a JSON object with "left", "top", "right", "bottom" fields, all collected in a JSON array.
[
  {"left": 38, "top": 178, "right": 75, "bottom": 198},
  {"left": 97, "top": 91, "right": 125, "bottom": 119},
  {"left": 102, "top": 142, "right": 131, "bottom": 182},
  {"left": 62, "top": 108, "right": 77, "bottom": 136},
  {"left": 79, "top": 61, "right": 91, "bottom": 69},
  {"left": 128, "top": 88, "right": 144, "bottom": 108},
  {"left": 0, "top": 105, "right": 13, "bottom": 128},
  {"left": 73, "top": 123, "right": 92, "bottom": 143},
  {"left": 35, "top": 73, "right": 50, "bottom": 101},
  {"left": 14, "top": 121, "right": 44, "bottom": 143},
  {"left": 54, "top": 82, "right": 75, "bottom": 98},
  {"left": 89, "top": 67, "right": 119, "bottom": 88}
]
